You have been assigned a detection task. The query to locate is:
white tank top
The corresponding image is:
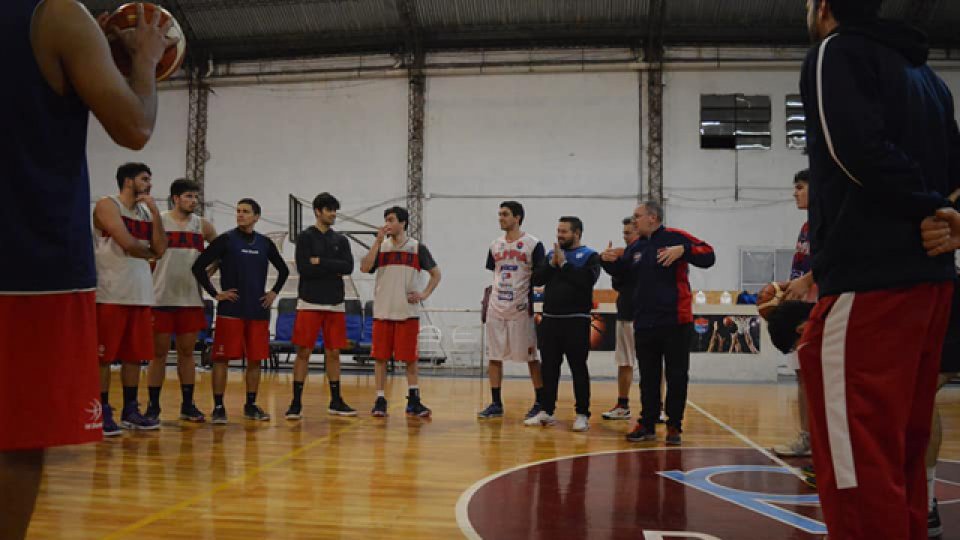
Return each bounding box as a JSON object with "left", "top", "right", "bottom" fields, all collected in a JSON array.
[
  {"left": 373, "top": 237, "right": 423, "bottom": 321},
  {"left": 93, "top": 196, "right": 154, "bottom": 306},
  {"left": 153, "top": 211, "right": 204, "bottom": 307}
]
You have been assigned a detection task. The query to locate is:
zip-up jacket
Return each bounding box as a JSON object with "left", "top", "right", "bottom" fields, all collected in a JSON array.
[
  {"left": 296, "top": 226, "right": 353, "bottom": 305},
  {"left": 603, "top": 225, "right": 715, "bottom": 329},
  {"left": 532, "top": 245, "right": 600, "bottom": 317},
  {"left": 800, "top": 21, "right": 960, "bottom": 296}
]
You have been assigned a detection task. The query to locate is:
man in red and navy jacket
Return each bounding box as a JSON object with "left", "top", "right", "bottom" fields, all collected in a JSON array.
[{"left": 601, "top": 200, "right": 714, "bottom": 445}]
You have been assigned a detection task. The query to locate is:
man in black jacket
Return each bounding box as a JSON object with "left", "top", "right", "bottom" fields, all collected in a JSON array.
[
  {"left": 285, "top": 193, "right": 356, "bottom": 419},
  {"left": 525, "top": 216, "right": 600, "bottom": 432},
  {"left": 799, "top": 1, "right": 960, "bottom": 538}
]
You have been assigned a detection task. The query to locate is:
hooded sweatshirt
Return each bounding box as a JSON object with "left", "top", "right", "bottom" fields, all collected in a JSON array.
[{"left": 799, "top": 20, "right": 960, "bottom": 296}]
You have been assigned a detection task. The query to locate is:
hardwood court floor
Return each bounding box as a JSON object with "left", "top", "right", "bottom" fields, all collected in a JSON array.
[{"left": 25, "top": 370, "right": 960, "bottom": 539}]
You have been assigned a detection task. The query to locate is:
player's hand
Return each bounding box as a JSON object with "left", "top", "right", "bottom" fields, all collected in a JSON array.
[
  {"left": 96, "top": 12, "right": 111, "bottom": 33},
  {"left": 554, "top": 244, "right": 566, "bottom": 266},
  {"left": 376, "top": 225, "right": 389, "bottom": 243},
  {"left": 136, "top": 193, "right": 160, "bottom": 213},
  {"left": 657, "top": 245, "right": 684, "bottom": 266},
  {"left": 111, "top": 3, "right": 178, "bottom": 67},
  {"left": 216, "top": 289, "right": 238, "bottom": 302},
  {"left": 260, "top": 291, "right": 278, "bottom": 308},
  {"left": 783, "top": 274, "right": 812, "bottom": 301},
  {"left": 310, "top": 257, "right": 320, "bottom": 265},
  {"left": 407, "top": 290, "right": 425, "bottom": 304},
  {"left": 922, "top": 208, "right": 960, "bottom": 256},
  {"left": 600, "top": 241, "right": 620, "bottom": 262}
]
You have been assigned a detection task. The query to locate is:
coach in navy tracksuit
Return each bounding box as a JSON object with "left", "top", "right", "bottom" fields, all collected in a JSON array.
[
  {"left": 602, "top": 200, "right": 714, "bottom": 445},
  {"left": 799, "top": 2, "right": 960, "bottom": 538}
]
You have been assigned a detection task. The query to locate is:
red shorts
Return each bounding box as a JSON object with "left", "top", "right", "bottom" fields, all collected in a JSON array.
[
  {"left": 97, "top": 303, "right": 154, "bottom": 364},
  {"left": 153, "top": 306, "right": 207, "bottom": 334},
  {"left": 292, "top": 310, "right": 348, "bottom": 350},
  {"left": 371, "top": 319, "right": 419, "bottom": 362},
  {"left": 212, "top": 316, "right": 270, "bottom": 362},
  {"left": 0, "top": 292, "right": 102, "bottom": 450}
]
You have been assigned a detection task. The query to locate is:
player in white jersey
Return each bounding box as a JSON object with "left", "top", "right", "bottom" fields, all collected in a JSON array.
[
  {"left": 145, "top": 179, "right": 217, "bottom": 423},
  {"left": 477, "top": 202, "right": 546, "bottom": 420},
  {"left": 92, "top": 163, "right": 168, "bottom": 435}
]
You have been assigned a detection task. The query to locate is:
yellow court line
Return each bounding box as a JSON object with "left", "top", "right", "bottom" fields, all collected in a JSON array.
[{"left": 102, "top": 422, "right": 362, "bottom": 540}]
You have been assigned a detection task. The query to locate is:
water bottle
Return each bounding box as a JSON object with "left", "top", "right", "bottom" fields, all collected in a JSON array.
[
  {"left": 695, "top": 290, "right": 707, "bottom": 304},
  {"left": 720, "top": 290, "right": 732, "bottom": 304}
]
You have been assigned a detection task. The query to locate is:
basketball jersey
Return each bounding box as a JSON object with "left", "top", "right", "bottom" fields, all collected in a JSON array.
[
  {"left": 0, "top": 0, "right": 94, "bottom": 294},
  {"left": 790, "top": 221, "right": 811, "bottom": 280},
  {"left": 372, "top": 237, "right": 431, "bottom": 321},
  {"left": 216, "top": 229, "right": 273, "bottom": 321},
  {"left": 153, "top": 211, "right": 205, "bottom": 307},
  {"left": 93, "top": 196, "right": 154, "bottom": 306},
  {"left": 486, "top": 233, "right": 544, "bottom": 321}
]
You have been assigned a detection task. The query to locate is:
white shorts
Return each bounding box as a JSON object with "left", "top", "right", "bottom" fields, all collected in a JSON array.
[
  {"left": 615, "top": 320, "right": 636, "bottom": 367},
  {"left": 785, "top": 350, "right": 800, "bottom": 371},
  {"left": 485, "top": 316, "right": 538, "bottom": 363}
]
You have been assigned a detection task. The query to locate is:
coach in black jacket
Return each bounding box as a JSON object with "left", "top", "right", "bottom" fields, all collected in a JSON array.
[
  {"left": 798, "top": 1, "right": 960, "bottom": 538},
  {"left": 602, "top": 200, "right": 714, "bottom": 446},
  {"left": 286, "top": 192, "right": 356, "bottom": 419}
]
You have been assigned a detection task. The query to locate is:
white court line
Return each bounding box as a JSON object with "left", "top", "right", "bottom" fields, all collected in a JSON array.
[{"left": 687, "top": 399, "right": 808, "bottom": 483}]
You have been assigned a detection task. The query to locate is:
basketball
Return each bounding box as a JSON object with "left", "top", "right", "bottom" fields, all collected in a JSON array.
[
  {"left": 757, "top": 281, "right": 789, "bottom": 320},
  {"left": 106, "top": 3, "right": 187, "bottom": 81},
  {"left": 723, "top": 316, "right": 735, "bottom": 328}
]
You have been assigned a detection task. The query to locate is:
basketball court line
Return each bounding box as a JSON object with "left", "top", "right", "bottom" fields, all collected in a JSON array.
[
  {"left": 687, "top": 399, "right": 808, "bottom": 482},
  {"left": 102, "top": 421, "right": 364, "bottom": 539}
]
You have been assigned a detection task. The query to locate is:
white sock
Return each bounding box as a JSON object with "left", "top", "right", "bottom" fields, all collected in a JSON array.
[
  {"left": 377, "top": 390, "right": 385, "bottom": 398},
  {"left": 928, "top": 466, "right": 936, "bottom": 510}
]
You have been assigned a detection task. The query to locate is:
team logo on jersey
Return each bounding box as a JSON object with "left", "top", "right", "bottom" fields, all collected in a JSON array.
[
  {"left": 84, "top": 399, "right": 104, "bottom": 430},
  {"left": 633, "top": 252, "right": 643, "bottom": 262},
  {"left": 517, "top": 242, "right": 524, "bottom": 249},
  {"left": 576, "top": 252, "right": 584, "bottom": 259}
]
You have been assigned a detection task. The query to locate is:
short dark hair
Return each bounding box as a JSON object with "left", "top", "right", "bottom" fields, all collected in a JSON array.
[
  {"left": 116, "top": 162, "right": 151, "bottom": 190},
  {"left": 313, "top": 192, "right": 340, "bottom": 212},
  {"left": 170, "top": 178, "right": 200, "bottom": 198},
  {"left": 640, "top": 200, "right": 664, "bottom": 222},
  {"left": 500, "top": 201, "right": 525, "bottom": 225},
  {"left": 767, "top": 301, "right": 815, "bottom": 354},
  {"left": 816, "top": 0, "right": 882, "bottom": 25},
  {"left": 622, "top": 217, "right": 634, "bottom": 226},
  {"left": 384, "top": 206, "right": 409, "bottom": 230},
  {"left": 237, "top": 198, "right": 261, "bottom": 216},
  {"left": 559, "top": 216, "right": 583, "bottom": 236},
  {"left": 794, "top": 169, "right": 810, "bottom": 184}
]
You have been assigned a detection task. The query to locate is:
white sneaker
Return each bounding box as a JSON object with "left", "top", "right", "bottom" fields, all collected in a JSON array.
[
  {"left": 572, "top": 414, "right": 590, "bottom": 432},
  {"left": 523, "top": 411, "right": 556, "bottom": 427},
  {"left": 601, "top": 406, "right": 631, "bottom": 420},
  {"left": 772, "top": 431, "right": 811, "bottom": 457}
]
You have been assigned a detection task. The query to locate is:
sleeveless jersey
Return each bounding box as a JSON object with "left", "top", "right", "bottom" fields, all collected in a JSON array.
[
  {"left": 373, "top": 237, "right": 430, "bottom": 321},
  {"left": 93, "top": 196, "right": 154, "bottom": 306},
  {"left": 486, "top": 233, "right": 543, "bottom": 321},
  {"left": 153, "top": 211, "right": 205, "bottom": 307}
]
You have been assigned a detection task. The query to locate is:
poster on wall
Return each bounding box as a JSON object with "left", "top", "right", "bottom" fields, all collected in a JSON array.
[
  {"left": 690, "top": 315, "right": 762, "bottom": 354},
  {"left": 534, "top": 314, "right": 617, "bottom": 351}
]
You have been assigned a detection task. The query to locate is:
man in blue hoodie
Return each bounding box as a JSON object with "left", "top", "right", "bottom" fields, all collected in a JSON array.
[{"left": 800, "top": 1, "right": 960, "bottom": 538}]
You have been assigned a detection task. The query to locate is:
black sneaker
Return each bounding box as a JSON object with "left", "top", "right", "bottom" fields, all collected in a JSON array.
[
  {"left": 929, "top": 498, "right": 943, "bottom": 537},
  {"left": 800, "top": 464, "right": 817, "bottom": 489},
  {"left": 285, "top": 402, "right": 302, "bottom": 420},
  {"left": 145, "top": 401, "right": 161, "bottom": 422},
  {"left": 665, "top": 426, "right": 682, "bottom": 446},
  {"left": 243, "top": 403, "right": 270, "bottom": 421},
  {"left": 626, "top": 423, "right": 657, "bottom": 442},
  {"left": 179, "top": 402, "right": 205, "bottom": 423},
  {"left": 328, "top": 399, "right": 357, "bottom": 417},
  {"left": 211, "top": 405, "right": 228, "bottom": 425},
  {"left": 477, "top": 402, "right": 504, "bottom": 419},
  {"left": 371, "top": 396, "right": 388, "bottom": 417},
  {"left": 525, "top": 402, "right": 542, "bottom": 419},
  {"left": 405, "top": 398, "right": 431, "bottom": 418}
]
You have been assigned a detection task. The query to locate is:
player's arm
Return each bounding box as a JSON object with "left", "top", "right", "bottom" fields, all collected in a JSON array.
[
  {"left": 267, "top": 242, "right": 290, "bottom": 295},
  {"left": 191, "top": 235, "right": 231, "bottom": 299},
  {"left": 93, "top": 198, "right": 156, "bottom": 259},
  {"left": 314, "top": 236, "right": 354, "bottom": 275},
  {"left": 145, "top": 198, "right": 167, "bottom": 258},
  {"left": 360, "top": 227, "right": 386, "bottom": 274},
  {"left": 556, "top": 252, "right": 602, "bottom": 290},
  {"left": 39, "top": 1, "right": 173, "bottom": 149},
  {"left": 413, "top": 245, "right": 441, "bottom": 302},
  {"left": 485, "top": 249, "right": 495, "bottom": 272},
  {"left": 201, "top": 218, "right": 217, "bottom": 243},
  {"left": 531, "top": 246, "right": 557, "bottom": 286}
]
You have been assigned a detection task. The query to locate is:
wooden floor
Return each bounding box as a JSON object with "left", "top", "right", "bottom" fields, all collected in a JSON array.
[{"left": 25, "top": 368, "right": 960, "bottom": 539}]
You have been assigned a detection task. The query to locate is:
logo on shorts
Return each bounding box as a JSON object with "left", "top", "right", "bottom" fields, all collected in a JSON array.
[
  {"left": 97, "top": 344, "right": 106, "bottom": 358},
  {"left": 84, "top": 399, "right": 103, "bottom": 431}
]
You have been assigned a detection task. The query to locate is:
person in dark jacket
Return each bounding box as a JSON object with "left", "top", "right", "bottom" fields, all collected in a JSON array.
[
  {"left": 284, "top": 193, "right": 356, "bottom": 420},
  {"left": 799, "top": 1, "right": 960, "bottom": 538},
  {"left": 602, "top": 200, "right": 715, "bottom": 446},
  {"left": 192, "top": 198, "right": 289, "bottom": 424},
  {"left": 526, "top": 216, "right": 600, "bottom": 432}
]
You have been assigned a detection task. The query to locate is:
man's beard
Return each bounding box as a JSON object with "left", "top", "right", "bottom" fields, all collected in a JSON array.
[{"left": 558, "top": 238, "right": 573, "bottom": 250}]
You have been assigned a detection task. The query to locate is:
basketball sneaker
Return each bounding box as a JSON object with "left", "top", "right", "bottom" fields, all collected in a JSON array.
[
  {"left": 929, "top": 498, "right": 943, "bottom": 537},
  {"left": 211, "top": 405, "right": 228, "bottom": 425},
  {"left": 772, "top": 431, "right": 811, "bottom": 457},
  {"left": 328, "top": 399, "right": 357, "bottom": 417},
  {"left": 371, "top": 397, "right": 388, "bottom": 417},
  {"left": 601, "top": 405, "right": 631, "bottom": 420},
  {"left": 626, "top": 423, "right": 656, "bottom": 442},
  {"left": 523, "top": 411, "right": 556, "bottom": 427},
  {"left": 800, "top": 464, "right": 817, "bottom": 489},
  {"left": 285, "top": 402, "right": 302, "bottom": 420},
  {"left": 572, "top": 414, "right": 590, "bottom": 432},
  {"left": 179, "top": 402, "right": 205, "bottom": 423},
  {"left": 121, "top": 404, "right": 161, "bottom": 431},
  {"left": 144, "top": 401, "right": 161, "bottom": 422},
  {"left": 406, "top": 398, "right": 432, "bottom": 418},
  {"left": 524, "top": 402, "right": 542, "bottom": 419},
  {"left": 102, "top": 404, "right": 122, "bottom": 437},
  {"left": 477, "top": 402, "right": 504, "bottom": 419},
  {"left": 666, "top": 426, "right": 682, "bottom": 446},
  {"left": 243, "top": 404, "right": 270, "bottom": 421}
]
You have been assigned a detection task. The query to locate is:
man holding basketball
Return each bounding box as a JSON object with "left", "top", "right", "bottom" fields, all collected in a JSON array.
[{"left": 1, "top": 1, "right": 174, "bottom": 537}]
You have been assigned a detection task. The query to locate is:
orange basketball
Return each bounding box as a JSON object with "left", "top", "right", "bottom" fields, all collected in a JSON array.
[
  {"left": 758, "top": 281, "right": 789, "bottom": 320},
  {"left": 106, "top": 3, "right": 186, "bottom": 81}
]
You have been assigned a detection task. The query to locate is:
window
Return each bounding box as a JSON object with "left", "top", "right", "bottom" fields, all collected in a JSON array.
[
  {"left": 786, "top": 94, "right": 806, "bottom": 150},
  {"left": 740, "top": 247, "right": 796, "bottom": 293},
  {"left": 700, "top": 94, "right": 771, "bottom": 150}
]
